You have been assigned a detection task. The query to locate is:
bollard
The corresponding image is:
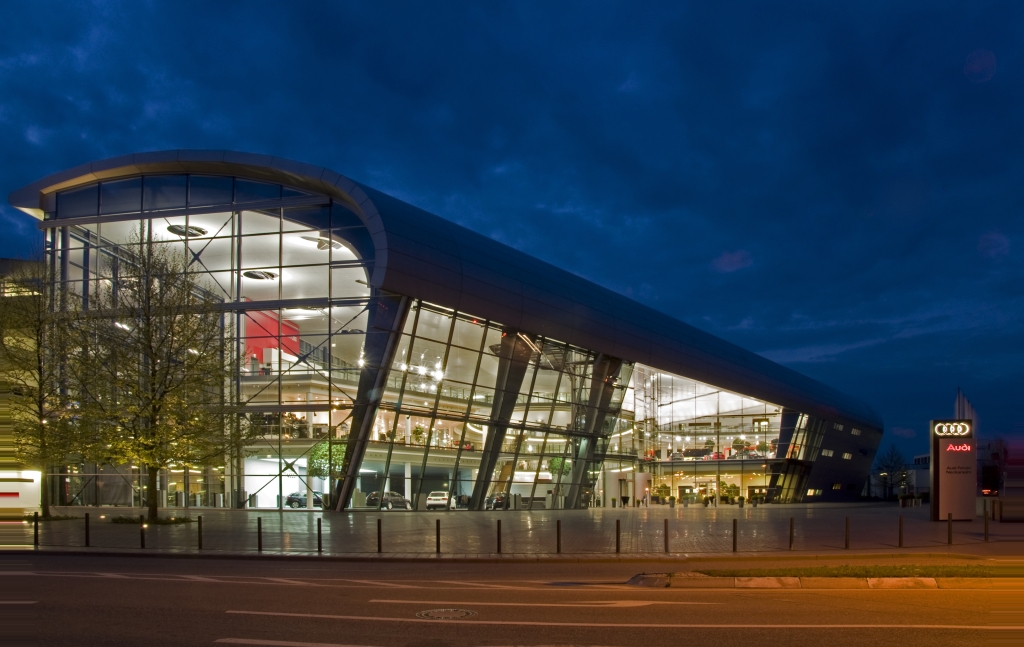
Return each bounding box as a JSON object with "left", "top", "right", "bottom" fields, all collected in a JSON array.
[
  {"left": 898, "top": 515, "right": 903, "bottom": 548},
  {"left": 557, "top": 519, "right": 561, "bottom": 554},
  {"left": 436, "top": 519, "right": 441, "bottom": 554},
  {"left": 789, "top": 517, "right": 794, "bottom": 551},
  {"left": 947, "top": 512, "right": 952, "bottom": 545},
  {"left": 732, "top": 518, "right": 737, "bottom": 552},
  {"left": 615, "top": 519, "right": 620, "bottom": 554},
  {"left": 497, "top": 520, "right": 502, "bottom": 554},
  {"left": 33, "top": 511, "right": 39, "bottom": 547},
  {"left": 664, "top": 518, "right": 669, "bottom": 553},
  {"left": 377, "top": 518, "right": 382, "bottom": 553},
  {"left": 140, "top": 515, "right": 145, "bottom": 549},
  {"left": 317, "top": 517, "right": 322, "bottom": 554},
  {"left": 198, "top": 515, "right": 203, "bottom": 550},
  {"left": 257, "top": 517, "right": 263, "bottom": 553},
  {"left": 85, "top": 513, "right": 90, "bottom": 548},
  {"left": 845, "top": 517, "right": 850, "bottom": 549},
  {"left": 984, "top": 508, "right": 989, "bottom": 542}
]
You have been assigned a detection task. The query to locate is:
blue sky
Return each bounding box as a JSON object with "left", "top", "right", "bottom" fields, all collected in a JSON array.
[{"left": 1, "top": 2, "right": 1021, "bottom": 458}]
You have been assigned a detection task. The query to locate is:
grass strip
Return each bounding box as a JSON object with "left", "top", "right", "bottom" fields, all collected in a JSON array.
[{"left": 693, "top": 565, "right": 1000, "bottom": 578}]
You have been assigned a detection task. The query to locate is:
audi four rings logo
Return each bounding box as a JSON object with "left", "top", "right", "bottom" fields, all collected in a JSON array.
[{"left": 934, "top": 422, "right": 971, "bottom": 437}]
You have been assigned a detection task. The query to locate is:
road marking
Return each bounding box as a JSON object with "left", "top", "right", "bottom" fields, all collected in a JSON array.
[
  {"left": 216, "top": 640, "right": 378, "bottom": 647},
  {"left": 0, "top": 601, "right": 37, "bottom": 605},
  {"left": 368, "top": 599, "right": 719, "bottom": 608},
  {"left": 225, "top": 610, "right": 1023, "bottom": 629},
  {"left": 342, "top": 579, "right": 417, "bottom": 588}
]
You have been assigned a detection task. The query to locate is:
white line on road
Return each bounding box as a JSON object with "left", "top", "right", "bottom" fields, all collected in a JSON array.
[
  {"left": 0, "top": 601, "right": 37, "bottom": 605},
  {"left": 225, "top": 610, "right": 1023, "bottom": 630},
  {"left": 216, "top": 639, "right": 378, "bottom": 647},
  {"left": 368, "top": 599, "right": 719, "bottom": 607}
]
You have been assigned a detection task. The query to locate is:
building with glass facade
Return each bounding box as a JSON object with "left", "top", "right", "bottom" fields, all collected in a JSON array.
[{"left": 8, "top": 150, "right": 883, "bottom": 512}]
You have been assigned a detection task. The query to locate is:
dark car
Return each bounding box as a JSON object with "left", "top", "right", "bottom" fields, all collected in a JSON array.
[
  {"left": 365, "top": 491, "right": 412, "bottom": 510},
  {"left": 285, "top": 491, "right": 323, "bottom": 508},
  {"left": 485, "top": 492, "right": 507, "bottom": 510}
]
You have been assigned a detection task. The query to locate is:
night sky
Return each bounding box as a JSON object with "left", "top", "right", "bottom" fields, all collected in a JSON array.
[{"left": 1, "top": 3, "right": 1021, "bottom": 459}]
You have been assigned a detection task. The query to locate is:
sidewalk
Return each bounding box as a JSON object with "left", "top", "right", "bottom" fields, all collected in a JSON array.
[{"left": 4, "top": 502, "right": 1021, "bottom": 561}]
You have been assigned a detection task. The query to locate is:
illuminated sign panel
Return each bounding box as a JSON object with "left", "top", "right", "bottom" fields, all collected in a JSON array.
[
  {"left": 934, "top": 422, "right": 971, "bottom": 437},
  {"left": 929, "top": 419, "right": 976, "bottom": 522}
]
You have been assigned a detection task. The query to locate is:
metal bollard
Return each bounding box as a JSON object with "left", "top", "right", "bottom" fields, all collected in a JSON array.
[
  {"left": 33, "top": 511, "right": 39, "bottom": 547},
  {"left": 198, "top": 515, "right": 203, "bottom": 550},
  {"left": 556, "top": 519, "right": 561, "bottom": 554},
  {"left": 789, "top": 517, "right": 794, "bottom": 551},
  {"left": 85, "top": 513, "right": 90, "bottom": 548},
  {"left": 732, "top": 518, "right": 737, "bottom": 552},
  {"left": 140, "top": 515, "right": 145, "bottom": 549},
  {"left": 317, "top": 517, "right": 322, "bottom": 554},
  {"left": 664, "top": 518, "right": 669, "bottom": 554},
  {"left": 899, "top": 515, "right": 903, "bottom": 548},
  {"left": 436, "top": 519, "right": 441, "bottom": 554},
  {"left": 497, "top": 519, "right": 502, "bottom": 554},
  {"left": 947, "top": 512, "right": 952, "bottom": 545},
  {"left": 377, "top": 518, "right": 382, "bottom": 553},
  {"left": 984, "top": 507, "right": 989, "bottom": 542},
  {"left": 845, "top": 517, "right": 850, "bottom": 549},
  {"left": 615, "top": 519, "right": 620, "bottom": 554},
  {"left": 257, "top": 517, "right": 263, "bottom": 553}
]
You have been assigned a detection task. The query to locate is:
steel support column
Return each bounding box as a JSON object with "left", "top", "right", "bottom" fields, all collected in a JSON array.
[{"left": 334, "top": 293, "right": 411, "bottom": 510}]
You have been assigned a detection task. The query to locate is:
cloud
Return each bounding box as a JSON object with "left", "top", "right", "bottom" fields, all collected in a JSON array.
[
  {"left": 891, "top": 427, "right": 916, "bottom": 439},
  {"left": 711, "top": 250, "right": 753, "bottom": 273},
  {"left": 0, "top": 3, "right": 1022, "bottom": 445},
  {"left": 758, "top": 338, "right": 885, "bottom": 364},
  {"left": 978, "top": 231, "right": 1009, "bottom": 259},
  {"left": 964, "top": 49, "right": 996, "bottom": 83}
]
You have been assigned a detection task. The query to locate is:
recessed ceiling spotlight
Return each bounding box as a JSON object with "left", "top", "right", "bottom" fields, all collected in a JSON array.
[
  {"left": 168, "top": 225, "right": 208, "bottom": 237},
  {"left": 301, "top": 235, "right": 342, "bottom": 250},
  {"left": 242, "top": 270, "right": 277, "bottom": 280}
]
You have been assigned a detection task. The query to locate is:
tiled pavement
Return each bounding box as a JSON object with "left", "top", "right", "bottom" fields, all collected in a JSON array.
[{"left": 4, "top": 502, "right": 1021, "bottom": 558}]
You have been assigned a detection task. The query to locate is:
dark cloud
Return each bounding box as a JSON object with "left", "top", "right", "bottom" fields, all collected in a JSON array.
[{"left": 1, "top": 1, "right": 1022, "bottom": 457}]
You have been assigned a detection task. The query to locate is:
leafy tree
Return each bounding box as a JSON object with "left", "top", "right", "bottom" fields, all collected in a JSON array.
[
  {"left": 70, "top": 233, "right": 245, "bottom": 522},
  {"left": 548, "top": 456, "right": 572, "bottom": 475},
  {"left": 0, "top": 261, "right": 81, "bottom": 516},
  {"left": 307, "top": 439, "right": 345, "bottom": 480}
]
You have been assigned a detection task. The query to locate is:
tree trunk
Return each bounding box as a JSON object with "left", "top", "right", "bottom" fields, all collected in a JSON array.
[
  {"left": 40, "top": 467, "right": 51, "bottom": 518},
  {"left": 147, "top": 466, "right": 160, "bottom": 522}
]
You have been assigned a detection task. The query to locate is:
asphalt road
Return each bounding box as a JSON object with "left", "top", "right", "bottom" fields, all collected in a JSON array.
[{"left": 1, "top": 555, "right": 1020, "bottom": 647}]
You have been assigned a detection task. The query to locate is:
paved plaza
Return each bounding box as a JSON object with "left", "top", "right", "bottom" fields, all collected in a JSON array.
[{"left": 4, "top": 502, "right": 1021, "bottom": 559}]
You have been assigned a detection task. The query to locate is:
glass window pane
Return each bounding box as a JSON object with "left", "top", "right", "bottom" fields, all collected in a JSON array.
[
  {"left": 241, "top": 209, "right": 280, "bottom": 235},
  {"left": 241, "top": 233, "right": 280, "bottom": 269},
  {"left": 99, "top": 178, "right": 142, "bottom": 215},
  {"left": 143, "top": 175, "right": 187, "bottom": 211},
  {"left": 235, "top": 179, "right": 280, "bottom": 204},
  {"left": 189, "top": 175, "right": 233, "bottom": 207},
  {"left": 58, "top": 184, "right": 98, "bottom": 218}
]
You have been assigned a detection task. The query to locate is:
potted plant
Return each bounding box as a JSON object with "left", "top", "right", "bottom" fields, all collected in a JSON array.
[{"left": 668, "top": 495, "right": 676, "bottom": 508}]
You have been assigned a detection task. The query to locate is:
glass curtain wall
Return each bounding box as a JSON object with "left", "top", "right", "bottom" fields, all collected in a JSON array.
[
  {"left": 348, "top": 301, "right": 633, "bottom": 511},
  {"left": 45, "top": 174, "right": 637, "bottom": 512},
  {"left": 47, "top": 174, "right": 373, "bottom": 510},
  {"left": 609, "top": 363, "right": 785, "bottom": 506}
]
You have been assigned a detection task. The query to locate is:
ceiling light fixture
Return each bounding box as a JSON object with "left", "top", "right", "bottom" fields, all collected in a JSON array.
[
  {"left": 300, "top": 235, "right": 342, "bottom": 250},
  {"left": 167, "top": 225, "right": 208, "bottom": 237},
  {"left": 242, "top": 270, "right": 277, "bottom": 280}
]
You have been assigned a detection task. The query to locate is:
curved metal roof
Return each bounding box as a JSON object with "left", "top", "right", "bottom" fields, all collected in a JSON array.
[{"left": 10, "top": 150, "right": 883, "bottom": 430}]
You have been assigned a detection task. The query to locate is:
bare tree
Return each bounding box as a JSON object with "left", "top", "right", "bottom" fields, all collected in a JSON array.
[
  {"left": 71, "top": 232, "right": 242, "bottom": 522},
  {"left": 0, "top": 260, "right": 80, "bottom": 517},
  {"left": 874, "top": 443, "right": 907, "bottom": 499}
]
